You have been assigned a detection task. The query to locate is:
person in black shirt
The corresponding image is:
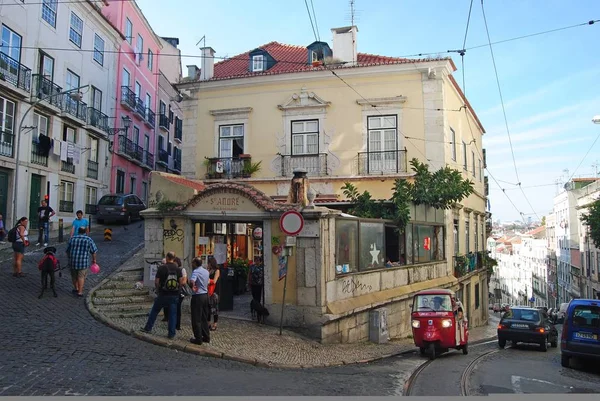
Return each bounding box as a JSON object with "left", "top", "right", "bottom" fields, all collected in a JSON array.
[
  {"left": 36, "top": 200, "right": 55, "bottom": 247},
  {"left": 140, "top": 252, "right": 185, "bottom": 339}
]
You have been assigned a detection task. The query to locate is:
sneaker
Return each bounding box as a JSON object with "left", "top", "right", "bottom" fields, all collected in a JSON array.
[
  {"left": 44, "top": 243, "right": 48, "bottom": 247},
  {"left": 35, "top": 243, "right": 41, "bottom": 246}
]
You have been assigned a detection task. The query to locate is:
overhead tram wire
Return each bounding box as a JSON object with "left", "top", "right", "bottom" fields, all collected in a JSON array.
[
  {"left": 303, "top": 0, "right": 319, "bottom": 43},
  {"left": 565, "top": 129, "right": 600, "bottom": 184},
  {"left": 309, "top": 0, "right": 321, "bottom": 42}
]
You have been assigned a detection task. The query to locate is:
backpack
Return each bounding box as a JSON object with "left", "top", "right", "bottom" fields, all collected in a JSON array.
[
  {"left": 7, "top": 224, "right": 20, "bottom": 243},
  {"left": 250, "top": 264, "right": 264, "bottom": 286},
  {"left": 38, "top": 253, "right": 60, "bottom": 272},
  {"left": 161, "top": 264, "right": 181, "bottom": 292}
]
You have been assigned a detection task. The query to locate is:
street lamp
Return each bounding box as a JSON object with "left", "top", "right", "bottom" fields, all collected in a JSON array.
[
  {"left": 593, "top": 115, "right": 600, "bottom": 125},
  {"left": 107, "top": 116, "right": 132, "bottom": 153},
  {"left": 12, "top": 85, "right": 90, "bottom": 224}
]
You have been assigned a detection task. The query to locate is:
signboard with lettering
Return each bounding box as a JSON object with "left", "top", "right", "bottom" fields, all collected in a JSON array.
[
  {"left": 297, "top": 220, "right": 320, "bottom": 238},
  {"left": 188, "top": 193, "right": 263, "bottom": 213}
]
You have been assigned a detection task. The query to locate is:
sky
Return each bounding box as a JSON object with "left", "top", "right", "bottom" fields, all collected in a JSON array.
[{"left": 137, "top": 0, "right": 600, "bottom": 222}]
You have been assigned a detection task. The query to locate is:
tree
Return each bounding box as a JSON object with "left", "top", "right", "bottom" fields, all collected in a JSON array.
[
  {"left": 580, "top": 200, "right": 600, "bottom": 249},
  {"left": 541, "top": 215, "right": 546, "bottom": 226}
]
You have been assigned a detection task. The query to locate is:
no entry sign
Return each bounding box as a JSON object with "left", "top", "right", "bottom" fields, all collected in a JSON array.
[{"left": 279, "top": 210, "right": 304, "bottom": 236}]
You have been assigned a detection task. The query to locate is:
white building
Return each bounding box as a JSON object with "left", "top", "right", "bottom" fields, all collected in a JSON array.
[
  {"left": 575, "top": 180, "right": 600, "bottom": 299},
  {"left": 0, "top": 0, "right": 122, "bottom": 228}
]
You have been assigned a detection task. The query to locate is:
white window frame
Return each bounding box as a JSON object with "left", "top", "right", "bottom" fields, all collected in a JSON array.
[
  {"left": 218, "top": 124, "right": 244, "bottom": 158},
  {"left": 366, "top": 115, "right": 398, "bottom": 173},
  {"left": 60, "top": 180, "right": 74, "bottom": 203},
  {"left": 144, "top": 134, "right": 150, "bottom": 151},
  {"left": 147, "top": 49, "right": 154, "bottom": 71},
  {"left": 145, "top": 93, "right": 152, "bottom": 113},
  {"left": 69, "top": 12, "right": 83, "bottom": 48},
  {"left": 125, "top": 18, "right": 133, "bottom": 44},
  {"left": 65, "top": 69, "right": 80, "bottom": 91},
  {"left": 291, "top": 120, "right": 319, "bottom": 155},
  {"left": 42, "top": 0, "right": 58, "bottom": 28},
  {"left": 141, "top": 181, "right": 148, "bottom": 202},
  {"left": 450, "top": 127, "right": 456, "bottom": 161},
  {"left": 0, "top": 96, "right": 16, "bottom": 152},
  {"left": 252, "top": 55, "right": 264, "bottom": 72},
  {"left": 462, "top": 141, "right": 467, "bottom": 170},
  {"left": 85, "top": 186, "right": 97, "bottom": 206},
  {"left": 136, "top": 34, "right": 143, "bottom": 56},
  {"left": 134, "top": 81, "right": 141, "bottom": 98},
  {"left": 1, "top": 25, "right": 22, "bottom": 63},
  {"left": 91, "top": 86, "right": 102, "bottom": 111},
  {"left": 32, "top": 112, "right": 49, "bottom": 138},
  {"left": 132, "top": 126, "right": 140, "bottom": 145},
  {"left": 122, "top": 68, "right": 130, "bottom": 88},
  {"left": 472, "top": 150, "right": 476, "bottom": 176},
  {"left": 89, "top": 137, "right": 98, "bottom": 162},
  {"left": 64, "top": 126, "right": 76, "bottom": 144},
  {"left": 93, "top": 34, "right": 104, "bottom": 66}
]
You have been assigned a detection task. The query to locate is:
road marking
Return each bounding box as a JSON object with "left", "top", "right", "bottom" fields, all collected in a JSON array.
[{"left": 510, "top": 375, "right": 573, "bottom": 393}]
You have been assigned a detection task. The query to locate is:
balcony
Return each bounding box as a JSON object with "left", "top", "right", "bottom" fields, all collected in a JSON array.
[
  {"left": 120, "top": 86, "right": 136, "bottom": 110},
  {"left": 145, "top": 108, "right": 155, "bottom": 128},
  {"left": 59, "top": 200, "right": 74, "bottom": 213},
  {"left": 484, "top": 176, "right": 489, "bottom": 197},
  {"left": 61, "top": 160, "right": 75, "bottom": 174},
  {"left": 0, "top": 131, "right": 15, "bottom": 158},
  {"left": 117, "top": 135, "right": 144, "bottom": 164},
  {"left": 159, "top": 113, "right": 170, "bottom": 131},
  {"left": 143, "top": 150, "right": 154, "bottom": 169},
  {"left": 157, "top": 149, "right": 169, "bottom": 165},
  {"left": 61, "top": 94, "right": 87, "bottom": 122},
  {"left": 85, "top": 204, "right": 97, "bottom": 215},
  {"left": 87, "top": 107, "right": 109, "bottom": 134},
  {"left": 133, "top": 97, "right": 145, "bottom": 119},
  {"left": 87, "top": 160, "right": 98, "bottom": 180},
  {"left": 0, "top": 53, "right": 32, "bottom": 94},
  {"left": 30, "top": 140, "right": 48, "bottom": 166},
  {"left": 357, "top": 149, "right": 407, "bottom": 175},
  {"left": 32, "top": 74, "right": 63, "bottom": 109},
  {"left": 173, "top": 157, "right": 181, "bottom": 172},
  {"left": 205, "top": 157, "right": 246, "bottom": 179},
  {"left": 174, "top": 119, "right": 183, "bottom": 142},
  {"left": 280, "top": 153, "right": 328, "bottom": 177}
]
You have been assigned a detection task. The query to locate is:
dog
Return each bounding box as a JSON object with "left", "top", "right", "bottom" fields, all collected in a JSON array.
[
  {"left": 38, "top": 246, "right": 61, "bottom": 299},
  {"left": 250, "top": 299, "right": 270, "bottom": 323}
]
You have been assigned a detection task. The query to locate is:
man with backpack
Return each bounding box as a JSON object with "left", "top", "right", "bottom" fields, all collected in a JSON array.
[{"left": 141, "top": 252, "right": 186, "bottom": 339}]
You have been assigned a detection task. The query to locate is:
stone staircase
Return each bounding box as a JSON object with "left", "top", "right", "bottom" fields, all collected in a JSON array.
[{"left": 91, "top": 266, "right": 154, "bottom": 319}]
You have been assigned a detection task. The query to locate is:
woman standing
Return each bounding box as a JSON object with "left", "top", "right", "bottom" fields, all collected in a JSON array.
[
  {"left": 207, "top": 256, "right": 221, "bottom": 331},
  {"left": 12, "top": 217, "right": 29, "bottom": 277}
]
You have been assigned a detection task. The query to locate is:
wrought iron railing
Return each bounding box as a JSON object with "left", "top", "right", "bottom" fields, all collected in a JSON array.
[
  {"left": 173, "top": 158, "right": 181, "bottom": 172},
  {"left": 120, "top": 86, "right": 136, "bottom": 110},
  {"left": 134, "top": 97, "right": 145, "bottom": 117},
  {"left": 30, "top": 140, "right": 48, "bottom": 166},
  {"left": 145, "top": 108, "right": 155, "bottom": 127},
  {"left": 32, "top": 74, "right": 63, "bottom": 108},
  {"left": 61, "top": 94, "right": 87, "bottom": 120},
  {"left": 87, "top": 160, "right": 98, "bottom": 180},
  {"left": 87, "top": 107, "right": 109, "bottom": 132},
  {"left": 280, "top": 153, "right": 327, "bottom": 177},
  {"left": 143, "top": 150, "right": 154, "bottom": 168},
  {"left": 61, "top": 160, "right": 75, "bottom": 174},
  {"left": 59, "top": 200, "right": 74, "bottom": 213},
  {"left": 158, "top": 149, "right": 169, "bottom": 164},
  {"left": 205, "top": 157, "right": 245, "bottom": 179},
  {"left": 159, "top": 113, "right": 170, "bottom": 130},
  {"left": 0, "top": 130, "right": 15, "bottom": 158},
  {"left": 174, "top": 119, "right": 182, "bottom": 141},
  {"left": 117, "top": 135, "right": 143, "bottom": 163},
  {"left": 357, "top": 149, "right": 407, "bottom": 175},
  {"left": 0, "top": 53, "right": 31, "bottom": 92}
]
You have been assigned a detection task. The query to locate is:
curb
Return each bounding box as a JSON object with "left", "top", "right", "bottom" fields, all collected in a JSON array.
[{"left": 86, "top": 251, "right": 499, "bottom": 369}]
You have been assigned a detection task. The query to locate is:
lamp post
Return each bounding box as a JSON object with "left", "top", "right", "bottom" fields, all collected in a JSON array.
[
  {"left": 592, "top": 115, "right": 600, "bottom": 125},
  {"left": 12, "top": 85, "right": 90, "bottom": 224},
  {"left": 106, "top": 115, "right": 132, "bottom": 153}
]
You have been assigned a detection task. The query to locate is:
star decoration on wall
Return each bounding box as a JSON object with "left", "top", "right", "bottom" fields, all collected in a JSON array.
[{"left": 370, "top": 244, "right": 380, "bottom": 265}]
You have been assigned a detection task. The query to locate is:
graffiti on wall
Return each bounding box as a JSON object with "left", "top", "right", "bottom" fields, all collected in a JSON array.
[
  {"left": 341, "top": 278, "right": 373, "bottom": 294},
  {"left": 163, "top": 228, "right": 184, "bottom": 242}
]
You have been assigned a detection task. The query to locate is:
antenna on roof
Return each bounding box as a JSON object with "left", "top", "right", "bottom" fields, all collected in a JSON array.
[
  {"left": 345, "top": 0, "right": 361, "bottom": 25},
  {"left": 196, "top": 35, "right": 206, "bottom": 77}
]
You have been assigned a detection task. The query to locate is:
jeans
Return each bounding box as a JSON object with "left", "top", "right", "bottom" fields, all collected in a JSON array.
[
  {"left": 38, "top": 222, "right": 49, "bottom": 244},
  {"left": 144, "top": 295, "right": 179, "bottom": 338},
  {"left": 163, "top": 295, "right": 184, "bottom": 329}
]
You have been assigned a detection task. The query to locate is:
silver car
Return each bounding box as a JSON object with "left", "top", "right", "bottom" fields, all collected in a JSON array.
[{"left": 95, "top": 194, "right": 146, "bottom": 225}]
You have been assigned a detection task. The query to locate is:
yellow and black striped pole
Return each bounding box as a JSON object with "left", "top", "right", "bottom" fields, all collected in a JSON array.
[{"left": 104, "top": 228, "right": 112, "bottom": 241}]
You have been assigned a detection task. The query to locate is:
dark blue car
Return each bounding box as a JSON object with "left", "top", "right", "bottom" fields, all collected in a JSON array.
[{"left": 560, "top": 299, "right": 600, "bottom": 368}]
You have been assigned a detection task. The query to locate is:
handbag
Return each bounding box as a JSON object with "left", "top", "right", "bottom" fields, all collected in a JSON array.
[{"left": 208, "top": 279, "right": 216, "bottom": 297}]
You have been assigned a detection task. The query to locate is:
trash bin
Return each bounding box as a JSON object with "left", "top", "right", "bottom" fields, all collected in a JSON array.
[
  {"left": 369, "top": 307, "right": 390, "bottom": 344},
  {"left": 218, "top": 267, "right": 235, "bottom": 311}
]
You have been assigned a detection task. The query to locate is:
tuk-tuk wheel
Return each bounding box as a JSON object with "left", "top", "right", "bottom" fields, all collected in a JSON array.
[
  {"left": 428, "top": 343, "right": 436, "bottom": 360},
  {"left": 419, "top": 347, "right": 425, "bottom": 356},
  {"left": 462, "top": 343, "right": 468, "bottom": 355}
]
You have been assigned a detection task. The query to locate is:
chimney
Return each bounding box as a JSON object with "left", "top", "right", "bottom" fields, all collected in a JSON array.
[
  {"left": 287, "top": 169, "right": 310, "bottom": 206},
  {"left": 200, "top": 46, "right": 216, "bottom": 80},
  {"left": 186, "top": 65, "right": 200, "bottom": 80},
  {"left": 331, "top": 26, "right": 358, "bottom": 65}
]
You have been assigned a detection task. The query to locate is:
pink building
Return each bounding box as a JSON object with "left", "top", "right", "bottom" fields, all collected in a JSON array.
[{"left": 102, "top": 0, "right": 163, "bottom": 201}]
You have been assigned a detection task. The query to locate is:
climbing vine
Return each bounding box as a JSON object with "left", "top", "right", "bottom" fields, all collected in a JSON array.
[
  {"left": 580, "top": 199, "right": 600, "bottom": 249},
  {"left": 155, "top": 199, "right": 184, "bottom": 213},
  {"left": 341, "top": 158, "right": 475, "bottom": 231}
]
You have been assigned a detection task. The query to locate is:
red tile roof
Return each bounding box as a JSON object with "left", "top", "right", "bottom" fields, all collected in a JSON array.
[
  {"left": 208, "top": 41, "right": 446, "bottom": 81},
  {"left": 162, "top": 175, "right": 206, "bottom": 192}
]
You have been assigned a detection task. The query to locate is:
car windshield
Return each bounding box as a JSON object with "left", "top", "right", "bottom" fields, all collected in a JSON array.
[
  {"left": 572, "top": 306, "right": 600, "bottom": 329},
  {"left": 503, "top": 309, "right": 540, "bottom": 322},
  {"left": 98, "top": 196, "right": 123, "bottom": 206},
  {"left": 413, "top": 294, "right": 452, "bottom": 312}
]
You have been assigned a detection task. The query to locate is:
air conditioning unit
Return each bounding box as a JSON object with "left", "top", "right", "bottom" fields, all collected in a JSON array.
[{"left": 235, "top": 223, "right": 247, "bottom": 235}]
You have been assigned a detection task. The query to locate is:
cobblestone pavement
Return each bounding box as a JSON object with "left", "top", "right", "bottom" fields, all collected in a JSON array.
[{"left": 0, "top": 221, "right": 499, "bottom": 396}]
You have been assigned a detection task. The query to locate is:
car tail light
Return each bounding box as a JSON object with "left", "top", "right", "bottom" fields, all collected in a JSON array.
[
  {"left": 497, "top": 324, "right": 505, "bottom": 329},
  {"left": 537, "top": 327, "right": 545, "bottom": 333}
]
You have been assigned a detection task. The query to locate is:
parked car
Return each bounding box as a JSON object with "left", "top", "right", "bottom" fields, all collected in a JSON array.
[
  {"left": 497, "top": 306, "right": 559, "bottom": 351},
  {"left": 560, "top": 299, "right": 600, "bottom": 368},
  {"left": 96, "top": 194, "right": 146, "bottom": 225},
  {"left": 556, "top": 303, "right": 570, "bottom": 324}
]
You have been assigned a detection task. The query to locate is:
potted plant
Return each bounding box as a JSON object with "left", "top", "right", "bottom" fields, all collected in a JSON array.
[
  {"left": 242, "top": 160, "right": 262, "bottom": 178},
  {"left": 203, "top": 158, "right": 213, "bottom": 179},
  {"left": 454, "top": 254, "right": 468, "bottom": 277}
]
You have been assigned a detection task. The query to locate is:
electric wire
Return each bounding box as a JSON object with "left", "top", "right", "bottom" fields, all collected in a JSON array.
[
  {"left": 303, "top": 0, "right": 319, "bottom": 43},
  {"left": 565, "top": 128, "right": 600, "bottom": 183},
  {"left": 309, "top": 0, "right": 321, "bottom": 42}
]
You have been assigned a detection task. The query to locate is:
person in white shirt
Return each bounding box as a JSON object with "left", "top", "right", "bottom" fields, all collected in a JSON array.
[{"left": 189, "top": 257, "right": 210, "bottom": 345}]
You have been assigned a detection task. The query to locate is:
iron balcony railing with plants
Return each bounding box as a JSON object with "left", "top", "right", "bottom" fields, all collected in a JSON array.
[
  {"left": 174, "top": 118, "right": 183, "bottom": 141},
  {"left": 173, "top": 157, "right": 181, "bottom": 172},
  {"left": 61, "top": 160, "right": 75, "bottom": 174},
  {"left": 280, "top": 153, "right": 327, "bottom": 177},
  {"left": 85, "top": 204, "right": 97, "bottom": 215},
  {"left": 120, "top": 86, "right": 136, "bottom": 110},
  {"left": 59, "top": 200, "right": 74, "bottom": 213},
  {"left": 143, "top": 150, "right": 154, "bottom": 169},
  {"left": 145, "top": 107, "right": 155, "bottom": 127},
  {"left": 87, "top": 160, "right": 98, "bottom": 180},
  {"left": 30, "top": 140, "right": 48, "bottom": 166},
  {"left": 205, "top": 157, "right": 245, "bottom": 179},
  {"left": 159, "top": 113, "right": 170, "bottom": 130},
  {"left": 134, "top": 97, "right": 145, "bottom": 118},
  {"left": 453, "top": 252, "right": 487, "bottom": 279},
  {"left": 0, "top": 131, "right": 15, "bottom": 158},
  {"left": 357, "top": 149, "right": 408, "bottom": 175},
  {"left": 61, "top": 94, "right": 87, "bottom": 121},
  {"left": 87, "top": 107, "right": 109, "bottom": 133},
  {"left": 0, "top": 53, "right": 32, "bottom": 92},
  {"left": 32, "top": 74, "right": 63, "bottom": 108}
]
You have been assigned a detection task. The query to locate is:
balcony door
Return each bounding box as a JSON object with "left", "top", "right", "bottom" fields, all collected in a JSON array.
[
  {"left": 91, "top": 87, "right": 102, "bottom": 111},
  {"left": 367, "top": 115, "right": 397, "bottom": 173},
  {"left": 0, "top": 96, "right": 15, "bottom": 157},
  {"left": 1, "top": 25, "right": 22, "bottom": 63}
]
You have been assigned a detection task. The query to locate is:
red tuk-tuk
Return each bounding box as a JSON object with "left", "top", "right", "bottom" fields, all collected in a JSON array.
[{"left": 410, "top": 288, "right": 469, "bottom": 360}]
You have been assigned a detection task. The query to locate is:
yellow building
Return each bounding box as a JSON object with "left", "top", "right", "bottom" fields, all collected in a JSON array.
[{"left": 167, "top": 26, "right": 490, "bottom": 341}]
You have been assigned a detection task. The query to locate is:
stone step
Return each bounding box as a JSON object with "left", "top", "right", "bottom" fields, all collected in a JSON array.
[
  {"left": 94, "top": 288, "right": 152, "bottom": 298},
  {"left": 95, "top": 302, "right": 155, "bottom": 313},
  {"left": 111, "top": 271, "right": 144, "bottom": 281},
  {"left": 101, "top": 280, "right": 146, "bottom": 290},
  {"left": 93, "top": 295, "right": 154, "bottom": 305},
  {"left": 103, "top": 310, "right": 151, "bottom": 319}
]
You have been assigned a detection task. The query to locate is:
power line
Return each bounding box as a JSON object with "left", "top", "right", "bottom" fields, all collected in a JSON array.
[
  {"left": 565, "top": 128, "right": 600, "bottom": 183},
  {"left": 303, "top": 0, "right": 319, "bottom": 43},
  {"left": 309, "top": 0, "right": 321, "bottom": 42},
  {"left": 1, "top": 0, "right": 134, "bottom": 5}
]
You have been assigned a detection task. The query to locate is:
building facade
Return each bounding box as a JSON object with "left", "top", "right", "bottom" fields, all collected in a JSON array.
[
  {"left": 575, "top": 180, "right": 600, "bottom": 299},
  {"left": 173, "top": 26, "right": 490, "bottom": 338},
  {"left": 102, "top": 0, "right": 163, "bottom": 202},
  {"left": 0, "top": 0, "right": 123, "bottom": 228},
  {"left": 546, "top": 213, "right": 558, "bottom": 308}
]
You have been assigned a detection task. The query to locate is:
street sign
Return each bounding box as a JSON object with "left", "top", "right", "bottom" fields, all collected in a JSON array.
[
  {"left": 285, "top": 236, "right": 297, "bottom": 247},
  {"left": 279, "top": 210, "right": 304, "bottom": 236}
]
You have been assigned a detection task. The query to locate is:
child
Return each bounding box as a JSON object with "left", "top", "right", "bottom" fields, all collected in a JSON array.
[{"left": 38, "top": 246, "right": 61, "bottom": 298}]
